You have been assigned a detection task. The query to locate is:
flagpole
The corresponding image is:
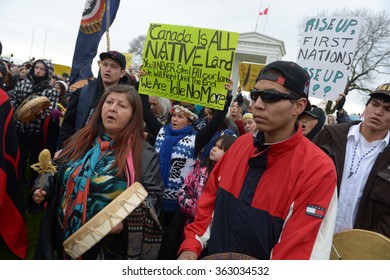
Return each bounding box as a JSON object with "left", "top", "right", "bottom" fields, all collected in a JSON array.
[
  {"left": 29, "top": 28, "right": 34, "bottom": 61},
  {"left": 254, "top": 15, "right": 260, "bottom": 32},
  {"left": 254, "top": 0, "right": 263, "bottom": 32},
  {"left": 106, "top": 0, "right": 111, "bottom": 51},
  {"left": 42, "top": 27, "right": 49, "bottom": 58},
  {"left": 263, "top": 11, "right": 269, "bottom": 34}
]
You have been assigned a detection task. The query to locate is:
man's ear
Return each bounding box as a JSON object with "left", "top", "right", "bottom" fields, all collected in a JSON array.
[
  {"left": 120, "top": 69, "right": 126, "bottom": 78},
  {"left": 293, "top": 98, "right": 308, "bottom": 117}
]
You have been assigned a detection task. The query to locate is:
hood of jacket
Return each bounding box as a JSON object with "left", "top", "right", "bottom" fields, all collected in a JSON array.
[{"left": 27, "top": 59, "right": 54, "bottom": 88}]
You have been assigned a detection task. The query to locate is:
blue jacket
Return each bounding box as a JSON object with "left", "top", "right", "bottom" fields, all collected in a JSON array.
[{"left": 58, "top": 77, "right": 104, "bottom": 147}]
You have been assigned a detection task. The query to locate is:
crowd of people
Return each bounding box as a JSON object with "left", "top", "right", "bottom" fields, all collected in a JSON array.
[{"left": 1, "top": 40, "right": 389, "bottom": 260}]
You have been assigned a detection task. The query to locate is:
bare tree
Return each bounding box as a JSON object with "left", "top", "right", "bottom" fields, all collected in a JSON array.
[
  {"left": 347, "top": 9, "right": 390, "bottom": 94},
  {"left": 128, "top": 35, "right": 146, "bottom": 71},
  {"left": 300, "top": 8, "right": 390, "bottom": 114}
]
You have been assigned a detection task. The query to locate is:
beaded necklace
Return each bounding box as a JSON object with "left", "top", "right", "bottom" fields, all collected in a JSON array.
[{"left": 348, "top": 139, "right": 378, "bottom": 178}]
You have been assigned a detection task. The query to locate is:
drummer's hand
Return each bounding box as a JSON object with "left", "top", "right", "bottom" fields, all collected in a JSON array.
[
  {"left": 109, "top": 222, "right": 123, "bottom": 235},
  {"left": 54, "top": 149, "right": 62, "bottom": 159},
  {"left": 32, "top": 188, "right": 47, "bottom": 204},
  {"left": 31, "top": 106, "right": 44, "bottom": 116},
  {"left": 177, "top": 250, "right": 197, "bottom": 260}
]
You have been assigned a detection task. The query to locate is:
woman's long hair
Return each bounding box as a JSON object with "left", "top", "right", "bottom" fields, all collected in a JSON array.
[{"left": 59, "top": 85, "right": 144, "bottom": 180}]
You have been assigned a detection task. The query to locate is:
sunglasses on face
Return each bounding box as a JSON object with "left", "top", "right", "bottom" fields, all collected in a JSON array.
[{"left": 250, "top": 89, "right": 300, "bottom": 103}]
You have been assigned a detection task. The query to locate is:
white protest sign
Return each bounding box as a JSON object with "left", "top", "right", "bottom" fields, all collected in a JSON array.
[{"left": 296, "top": 16, "right": 362, "bottom": 101}]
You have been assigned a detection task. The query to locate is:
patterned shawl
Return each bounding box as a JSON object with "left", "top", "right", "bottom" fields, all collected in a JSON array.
[{"left": 60, "top": 135, "right": 114, "bottom": 240}]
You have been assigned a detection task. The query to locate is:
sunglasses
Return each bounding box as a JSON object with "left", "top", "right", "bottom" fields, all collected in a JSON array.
[{"left": 250, "top": 89, "right": 300, "bottom": 103}]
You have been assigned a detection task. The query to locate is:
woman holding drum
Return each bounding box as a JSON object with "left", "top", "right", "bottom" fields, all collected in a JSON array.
[
  {"left": 30, "top": 85, "right": 163, "bottom": 259},
  {"left": 10, "top": 59, "right": 59, "bottom": 189}
]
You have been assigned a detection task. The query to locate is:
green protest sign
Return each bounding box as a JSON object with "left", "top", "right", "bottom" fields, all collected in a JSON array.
[{"left": 138, "top": 23, "right": 239, "bottom": 110}]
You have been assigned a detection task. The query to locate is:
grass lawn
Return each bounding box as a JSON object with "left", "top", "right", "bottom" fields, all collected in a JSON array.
[{"left": 24, "top": 188, "right": 43, "bottom": 260}]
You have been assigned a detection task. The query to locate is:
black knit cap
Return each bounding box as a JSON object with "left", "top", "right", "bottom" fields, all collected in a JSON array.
[{"left": 257, "top": 61, "right": 311, "bottom": 111}]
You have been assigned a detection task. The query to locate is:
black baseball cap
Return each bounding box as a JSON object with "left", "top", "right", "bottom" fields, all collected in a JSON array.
[
  {"left": 257, "top": 61, "right": 311, "bottom": 111},
  {"left": 99, "top": 51, "right": 126, "bottom": 70},
  {"left": 371, "top": 83, "right": 390, "bottom": 98},
  {"left": 301, "top": 106, "right": 324, "bottom": 120}
]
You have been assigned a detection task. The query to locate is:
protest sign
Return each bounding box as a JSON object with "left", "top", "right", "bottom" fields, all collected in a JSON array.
[
  {"left": 138, "top": 23, "right": 239, "bottom": 110},
  {"left": 296, "top": 16, "right": 362, "bottom": 101},
  {"left": 122, "top": 52, "right": 133, "bottom": 70},
  {"left": 239, "top": 62, "right": 265, "bottom": 92},
  {"left": 53, "top": 63, "right": 71, "bottom": 76}
]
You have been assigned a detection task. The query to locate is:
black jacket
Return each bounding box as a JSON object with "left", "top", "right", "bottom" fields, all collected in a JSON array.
[
  {"left": 313, "top": 121, "right": 390, "bottom": 237},
  {"left": 28, "top": 140, "right": 163, "bottom": 259}
]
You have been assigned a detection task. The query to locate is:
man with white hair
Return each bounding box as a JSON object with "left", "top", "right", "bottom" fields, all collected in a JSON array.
[{"left": 149, "top": 95, "right": 171, "bottom": 124}]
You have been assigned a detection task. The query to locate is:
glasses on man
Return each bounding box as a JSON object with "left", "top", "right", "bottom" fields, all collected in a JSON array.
[{"left": 250, "top": 89, "right": 300, "bottom": 103}]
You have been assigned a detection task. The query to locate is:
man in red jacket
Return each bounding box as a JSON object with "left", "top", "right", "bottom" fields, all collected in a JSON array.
[{"left": 178, "top": 61, "right": 338, "bottom": 260}]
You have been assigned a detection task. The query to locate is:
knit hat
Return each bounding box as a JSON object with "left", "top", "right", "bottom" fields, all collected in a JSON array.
[
  {"left": 99, "top": 51, "right": 126, "bottom": 69},
  {"left": 55, "top": 80, "right": 68, "bottom": 93},
  {"left": 257, "top": 61, "right": 311, "bottom": 111},
  {"left": 242, "top": 112, "right": 253, "bottom": 121}
]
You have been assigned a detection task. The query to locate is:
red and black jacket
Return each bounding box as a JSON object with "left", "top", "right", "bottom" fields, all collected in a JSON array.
[{"left": 180, "top": 127, "right": 338, "bottom": 259}]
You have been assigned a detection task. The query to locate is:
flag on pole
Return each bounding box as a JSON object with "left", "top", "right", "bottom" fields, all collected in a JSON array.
[
  {"left": 0, "top": 89, "right": 28, "bottom": 259},
  {"left": 69, "top": 0, "right": 121, "bottom": 85},
  {"left": 259, "top": 7, "right": 269, "bottom": 15}
]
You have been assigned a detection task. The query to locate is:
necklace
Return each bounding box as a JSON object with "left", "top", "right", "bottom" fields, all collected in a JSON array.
[{"left": 348, "top": 139, "right": 378, "bottom": 178}]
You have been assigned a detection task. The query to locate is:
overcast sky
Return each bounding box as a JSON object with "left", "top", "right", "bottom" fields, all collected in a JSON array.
[{"left": 1, "top": 0, "right": 388, "bottom": 113}]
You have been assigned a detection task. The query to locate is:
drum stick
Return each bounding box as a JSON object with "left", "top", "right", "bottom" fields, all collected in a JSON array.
[
  {"left": 30, "top": 149, "right": 57, "bottom": 191},
  {"left": 331, "top": 243, "right": 342, "bottom": 260}
]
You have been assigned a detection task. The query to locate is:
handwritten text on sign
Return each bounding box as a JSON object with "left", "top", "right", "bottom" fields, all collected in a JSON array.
[
  {"left": 296, "top": 17, "right": 362, "bottom": 101},
  {"left": 138, "top": 23, "right": 239, "bottom": 110},
  {"left": 239, "top": 62, "right": 265, "bottom": 92}
]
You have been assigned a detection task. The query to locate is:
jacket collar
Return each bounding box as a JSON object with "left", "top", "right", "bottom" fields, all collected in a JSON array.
[{"left": 253, "top": 125, "right": 305, "bottom": 155}]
